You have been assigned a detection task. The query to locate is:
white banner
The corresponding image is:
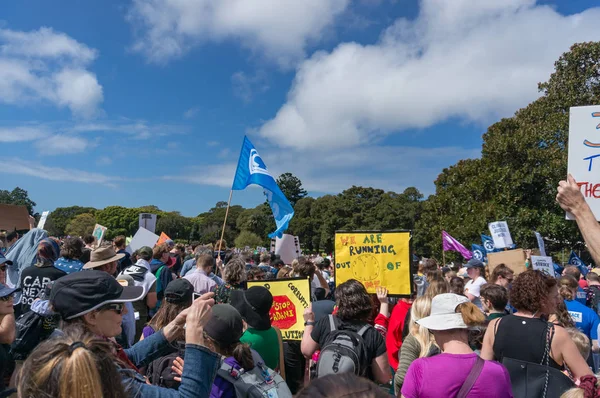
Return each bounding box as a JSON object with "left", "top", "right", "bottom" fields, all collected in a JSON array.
[
  {"left": 568, "top": 105, "right": 600, "bottom": 220},
  {"left": 274, "top": 234, "right": 301, "bottom": 265},
  {"left": 37, "top": 211, "right": 50, "bottom": 230},
  {"left": 488, "top": 221, "right": 513, "bottom": 249},
  {"left": 531, "top": 255, "right": 553, "bottom": 276}
]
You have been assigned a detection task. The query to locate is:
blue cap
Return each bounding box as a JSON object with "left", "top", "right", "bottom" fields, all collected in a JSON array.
[
  {"left": 0, "top": 283, "right": 19, "bottom": 298},
  {"left": 465, "top": 258, "right": 484, "bottom": 268},
  {"left": 0, "top": 252, "right": 12, "bottom": 266}
]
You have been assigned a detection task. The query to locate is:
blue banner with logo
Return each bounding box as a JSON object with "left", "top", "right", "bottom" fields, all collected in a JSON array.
[
  {"left": 568, "top": 251, "right": 588, "bottom": 276},
  {"left": 231, "top": 136, "right": 294, "bottom": 238},
  {"left": 471, "top": 244, "right": 487, "bottom": 262}
]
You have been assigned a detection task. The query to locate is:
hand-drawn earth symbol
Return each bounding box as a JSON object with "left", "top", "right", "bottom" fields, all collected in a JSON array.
[{"left": 352, "top": 254, "right": 380, "bottom": 281}]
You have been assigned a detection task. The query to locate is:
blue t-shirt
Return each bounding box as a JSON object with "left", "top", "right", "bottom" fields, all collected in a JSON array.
[
  {"left": 565, "top": 299, "right": 600, "bottom": 340},
  {"left": 576, "top": 286, "right": 588, "bottom": 306}
]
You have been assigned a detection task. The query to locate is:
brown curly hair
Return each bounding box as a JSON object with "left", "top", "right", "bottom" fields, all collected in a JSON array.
[
  {"left": 509, "top": 269, "right": 557, "bottom": 314},
  {"left": 335, "top": 279, "right": 373, "bottom": 323}
]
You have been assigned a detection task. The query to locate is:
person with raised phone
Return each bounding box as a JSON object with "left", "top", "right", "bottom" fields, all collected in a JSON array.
[{"left": 46, "top": 270, "right": 220, "bottom": 397}]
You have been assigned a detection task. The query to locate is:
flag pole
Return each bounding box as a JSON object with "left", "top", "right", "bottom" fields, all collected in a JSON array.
[
  {"left": 442, "top": 250, "right": 446, "bottom": 267},
  {"left": 217, "top": 190, "right": 233, "bottom": 259}
]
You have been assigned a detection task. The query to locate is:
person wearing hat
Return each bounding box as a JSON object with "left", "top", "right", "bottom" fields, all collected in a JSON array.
[
  {"left": 464, "top": 258, "right": 487, "bottom": 311},
  {"left": 118, "top": 246, "right": 158, "bottom": 340},
  {"left": 231, "top": 287, "right": 285, "bottom": 374},
  {"left": 0, "top": 282, "right": 19, "bottom": 391},
  {"left": 149, "top": 244, "right": 175, "bottom": 314},
  {"left": 49, "top": 270, "right": 222, "bottom": 397},
  {"left": 401, "top": 293, "right": 512, "bottom": 398},
  {"left": 83, "top": 246, "right": 125, "bottom": 274},
  {"left": 142, "top": 278, "right": 194, "bottom": 340}
]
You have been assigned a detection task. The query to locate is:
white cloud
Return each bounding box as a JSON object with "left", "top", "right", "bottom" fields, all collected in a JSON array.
[
  {"left": 0, "top": 27, "right": 103, "bottom": 118},
  {"left": 169, "top": 144, "right": 479, "bottom": 194},
  {"left": 34, "top": 135, "right": 91, "bottom": 155},
  {"left": 259, "top": 0, "right": 600, "bottom": 150},
  {"left": 183, "top": 106, "right": 200, "bottom": 119},
  {"left": 127, "top": 0, "right": 349, "bottom": 67},
  {"left": 96, "top": 156, "right": 113, "bottom": 166},
  {"left": 231, "top": 70, "right": 269, "bottom": 103},
  {"left": 68, "top": 119, "right": 187, "bottom": 139},
  {"left": 0, "top": 126, "right": 47, "bottom": 142},
  {"left": 0, "top": 158, "right": 118, "bottom": 187}
]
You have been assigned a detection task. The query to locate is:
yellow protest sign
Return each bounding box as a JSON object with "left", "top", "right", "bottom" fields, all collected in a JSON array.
[
  {"left": 247, "top": 277, "right": 311, "bottom": 341},
  {"left": 334, "top": 231, "right": 412, "bottom": 296}
]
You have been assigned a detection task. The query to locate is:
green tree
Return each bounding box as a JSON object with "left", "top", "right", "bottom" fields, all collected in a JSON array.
[
  {"left": 234, "top": 231, "right": 263, "bottom": 248},
  {"left": 95, "top": 206, "right": 140, "bottom": 240},
  {"left": 197, "top": 202, "right": 245, "bottom": 245},
  {"left": 414, "top": 42, "right": 600, "bottom": 259},
  {"left": 0, "top": 187, "right": 37, "bottom": 215},
  {"left": 65, "top": 213, "right": 96, "bottom": 237},
  {"left": 156, "top": 212, "right": 192, "bottom": 240},
  {"left": 277, "top": 173, "right": 307, "bottom": 207},
  {"left": 45, "top": 206, "right": 98, "bottom": 236}
]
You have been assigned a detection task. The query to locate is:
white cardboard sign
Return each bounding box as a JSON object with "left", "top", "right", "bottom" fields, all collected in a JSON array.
[
  {"left": 126, "top": 227, "right": 159, "bottom": 255},
  {"left": 531, "top": 255, "right": 554, "bottom": 276},
  {"left": 568, "top": 105, "right": 600, "bottom": 220},
  {"left": 139, "top": 213, "right": 157, "bottom": 234},
  {"left": 488, "top": 221, "right": 513, "bottom": 249},
  {"left": 274, "top": 234, "right": 301, "bottom": 265},
  {"left": 37, "top": 211, "right": 50, "bottom": 230}
]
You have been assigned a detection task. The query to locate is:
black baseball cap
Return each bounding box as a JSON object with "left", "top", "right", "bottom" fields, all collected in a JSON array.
[
  {"left": 50, "top": 270, "right": 144, "bottom": 320},
  {"left": 204, "top": 304, "right": 243, "bottom": 346},
  {"left": 230, "top": 286, "right": 273, "bottom": 330},
  {"left": 164, "top": 278, "right": 194, "bottom": 305}
]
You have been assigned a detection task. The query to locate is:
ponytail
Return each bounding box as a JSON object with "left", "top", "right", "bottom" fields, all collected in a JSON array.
[
  {"left": 60, "top": 345, "right": 104, "bottom": 398},
  {"left": 456, "top": 302, "right": 485, "bottom": 327},
  {"left": 559, "top": 275, "right": 578, "bottom": 301},
  {"left": 232, "top": 343, "right": 254, "bottom": 370}
]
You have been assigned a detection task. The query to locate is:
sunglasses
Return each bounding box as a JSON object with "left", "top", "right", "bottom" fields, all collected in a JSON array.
[
  {"left": 0, "top": 294, "right": 13, "bottom": 302},
  {"left": 100, "top": 303, "right": 125, "bottom": 314}
]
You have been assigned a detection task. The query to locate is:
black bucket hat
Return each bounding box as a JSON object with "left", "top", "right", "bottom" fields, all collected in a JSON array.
[{"left": 230, "top": 286, "right": 273, "bottom": 331}]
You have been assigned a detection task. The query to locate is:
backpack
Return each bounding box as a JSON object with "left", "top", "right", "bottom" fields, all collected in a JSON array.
[
  {"left": 217, "top": 352, "right": 292, "bottom": 398},
  {"left": 146, "top": 342, "right": 184, "bottom": 389},
  {"left": 315, "top": 315, "right": 371, "bottom": 378},
  {"left": 10, "top": 310, "right": 57, "bottom": 360},
  {"left": 586, "top": 285, "right": 600, "bottom": 313}
]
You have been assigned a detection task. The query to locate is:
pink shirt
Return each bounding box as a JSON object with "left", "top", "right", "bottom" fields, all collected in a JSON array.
[
  {"left": 401, "top": 353, "right": 513, "bottom": 398},
  {"left": 183, "top": 269, "right": 216, "bottom": 295}
]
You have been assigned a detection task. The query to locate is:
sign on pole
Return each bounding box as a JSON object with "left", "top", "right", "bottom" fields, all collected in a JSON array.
[
  {"left": 568, "top": 105, "right": 600, "bottom": 220},
  {"left": 531, "top": 255, "right": 554, "bottom": 276},
  {"left": 139, "top": 213, "right": 157, "bottom": 234},
  {"left": 488, "top": 221, "right": 513, "bottom": 249},
  {"left": 92, "top": 224, "right": 108, "bottom": 246},
  {"left": 334, "top": 231, "right": 412, "bottom": 296},
  {"left": 247, "top": 277, "right": 311, "bottom": 340},
  {"left": 37, "top": 211, "right": 50, "bottom": 230}
]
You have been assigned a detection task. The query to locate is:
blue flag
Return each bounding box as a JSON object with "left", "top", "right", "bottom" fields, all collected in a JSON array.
[
  {"left": 471, "top": 244, "right": 487, "bottom": 262},
  {"left": 232, "top": 136, "right": 294, "bottom": 238},
  {"left": 481, "top": 235, "right": 498, "bottom": 253},
  {"left": 568, "top": 251, "right": 588, "bottom": 276}
]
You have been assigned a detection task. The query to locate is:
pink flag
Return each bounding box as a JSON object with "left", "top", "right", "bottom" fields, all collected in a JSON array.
[{"left": 442, "top": 230, "right": 472, "bottom": 260}]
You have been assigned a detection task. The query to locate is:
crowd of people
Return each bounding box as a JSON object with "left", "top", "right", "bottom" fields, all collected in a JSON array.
[{"left": 0, "top": 175, "right": 598, "bottom": 397}]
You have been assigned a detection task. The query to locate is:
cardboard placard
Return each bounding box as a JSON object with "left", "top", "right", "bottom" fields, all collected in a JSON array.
[
  {"left": 568, "top": 105, "right": 600, "bottom": 220},
  {"left": 486, "top": 249, "right": 527, "bottom": 276},
  {"left": 156, "top": 232, "right": 171, "bottom": 246},
  {"left": 0, "top": 204, "right": 30, "bottom": 231},
  {"left": 531, "top": 255, "right": 554, "bottom": 276},
  {"left": 274, "top": 234, "right": 300, "bottom": 265},
  {"left": 334, "top": 231, "right": 412, "bottom": 296},
  {"left": 247, "top": 277, "right": 311, "bottom": 340},
  {"left": 126, "top": 227, "right": 159, "bottom": 255},
  {"left": 92, "top": 224, "right": 108, "bottom": 246},
  {"left": 488, "top": 221, "right": 513, "bottom": 249}
]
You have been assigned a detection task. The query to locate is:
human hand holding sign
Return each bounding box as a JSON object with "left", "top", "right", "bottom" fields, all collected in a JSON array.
[
  {"left": 303, "top": 305, "right": 315, "bottom": 324},
  {"left": 556, "top": 174, "right": 587, "bottom": 215}
]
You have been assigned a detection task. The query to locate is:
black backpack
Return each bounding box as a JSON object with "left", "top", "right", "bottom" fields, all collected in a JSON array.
[
  {"left": 10, "top": 310, "right": 57, "bottom": 360},
  {"left": 315, "top": 315, "right": 370, "bottom": 378},
  {"left": 586, "top": 285, "right": 600, "bottom": 313},
  {"left": 146, "top": 342, "right": 184, "bottom": 389}
]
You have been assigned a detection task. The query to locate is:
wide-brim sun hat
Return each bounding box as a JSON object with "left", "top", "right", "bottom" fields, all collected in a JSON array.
[
  {"left": 416, "top": 293, "right": 470, "bottom": 331},
  {"left": 83, "top": 247, "right": 125, "bottom": 269}
]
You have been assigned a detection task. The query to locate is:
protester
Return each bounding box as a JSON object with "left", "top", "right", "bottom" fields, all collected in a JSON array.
[
  {"left": 150, "top": 244, "right": 175, "bottom": 313},
  {"left": 463, "top": 258, "right": 487, "bottom": 311},
  {"left": 277, "top": 266, "right": 293, "bottom": 279},
  {"left": 481, "top": 270, "right": 593, "bottom": 382},
  {"left": 293, "top": 256, "right": 329, "bottom": 298},
  {"left": 6, "top": 231, "right": 19, "bottom": 252},
  {"left": 5, "top": 228, "right": 48, "bottom": 292},
  {"left": 558, "top": 275, "right": 599, "bottom": 367},
  {"left": 414, "top": 259, "right": 438, "bottom": 297},
  {"left": 79, "top": 235, "right": 96, "bottom": 264},
  {"left": 374, "top": 286, "right": 390, "bottom": 337},
  {"left": 394, "top": 296, "right": 439, "bottom": 394},
  {"left": 0, "top": 253, "right": 8, "bottom": 285},
  {"left": 247, "top": 266, "right": 266, "bottom": 281},
  {"left": 54, "top": 237, "right": 85, "bottom": 275},
  {"left": 115, "top": 274, "right": 137, "bottom": 348},
  {"left": 563, "top": 266, "right": 588, "bottom": 305},
  {"left": 567, "top": 328, "right": 591, "bottom": 364},
  {"left": 18, "top": 238, "right": 63, "bottom": 313},
  {"left": 449, "top": 276, "right": 466, "bottom": 296},
  {"left": 113, "top": 236, "right": 133, "bottom": 273},
  {"left": 0, "top": 283, "right": 17, "bottom": 392},
  {"left": 231, "top": 286, "right": 284, "bottom": 373},
  {"left": 17, "top": 325, "right": 127, "bottom": 398},
  {"left": 386, "top": 296, "right": 413, "bottom": 373},
  {"left": 423, "top": 278, "right": 450, "bottom": 299},
  {"left": 212, "top": 256, "right": 246, "bottom": 304},
  {"left": 480, "top": 284, "right": 508, "bottom": 321},
  {"left": 142, "top": 278, "right": 194, "bottom": 339},
  {"left": 48, "top": 270, "right": 221, "bottom": 396},
  {"left": 585, "top": 272, "right": 600, "bottom": 315},
  {"left": 183, "top": 253, "right": 217, "bottom": 294},
  {"left": 258, "top": 252, "right": 277, "bottom": 277},
  {"left": 296, "top": 373, "right": 389, "bottom": 398},
  {"left": 489, "top": 264, "right": 514, "bottom": 288},
  {"left": 118, "top": 246, "right": 158, "bottom": 340},
  {"left": 401, "top": 293, "right": 512, "bottom": 398},
  {"left": 301, "top": 279, "right": 391, "bottom": 384}
]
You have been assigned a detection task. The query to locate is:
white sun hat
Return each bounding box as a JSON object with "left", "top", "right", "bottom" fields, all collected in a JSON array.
[{"left": 416, "top": 293, "right": 470, "bottom": 331}]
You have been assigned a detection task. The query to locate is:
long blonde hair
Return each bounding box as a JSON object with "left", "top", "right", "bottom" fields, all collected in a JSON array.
[{"left": 409, "top": 296, "right": 437, "bottom": 357}]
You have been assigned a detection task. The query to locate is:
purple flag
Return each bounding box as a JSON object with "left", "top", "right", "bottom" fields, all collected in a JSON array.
[{"left": 442, "top": 230, "right": 472, "bottom": 260}]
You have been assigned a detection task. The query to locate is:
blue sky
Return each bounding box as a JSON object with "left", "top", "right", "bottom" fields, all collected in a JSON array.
[{"left": 1, "top": 0, "right": 599, "bottom": 217}]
